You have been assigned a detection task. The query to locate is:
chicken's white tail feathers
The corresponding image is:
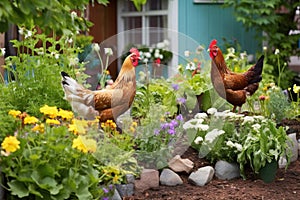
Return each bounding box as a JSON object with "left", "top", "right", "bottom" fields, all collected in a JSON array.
[{"left": 61, "top": 71, "right": 98, "bottom": 119}]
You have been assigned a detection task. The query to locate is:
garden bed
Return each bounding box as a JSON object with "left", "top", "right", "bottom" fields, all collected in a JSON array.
[{"left": 131, "top": 146, "right": 300, "bottom": 200}]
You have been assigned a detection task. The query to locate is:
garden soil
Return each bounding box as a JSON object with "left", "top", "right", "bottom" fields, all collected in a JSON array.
[{"left": 128, "top": 120, "right": 300, "bottom": 200}]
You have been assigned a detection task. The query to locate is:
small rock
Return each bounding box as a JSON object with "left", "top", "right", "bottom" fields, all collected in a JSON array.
[
  {"left": 135, "top": 169, "right": 159, "bottom": 192},
  {"left": 126, "top": 174, "right": 135, "bottom": 184},
  {"left": 188, "top": 166, "right": 214, "bottom": 186},
  {"left": 278, "top": 157, "right": 287, "bottom": 169},
  {"left": 168, "top": 155, "right": 194, "bottom": 173},
  {"left": 160, "top": 168, "right": 183, "bottom": 186},
  {"left": 288, "top": 133, "right": 298, "bottom": 162},
  {"left": 116, "top": 183, "right": 134, "bottom": 197},
  {"left": 214, "top": 160, "right": 240, "bottom": 180},
  {"left": 112, "top": 189, "right": 122, "bottom": 200}
]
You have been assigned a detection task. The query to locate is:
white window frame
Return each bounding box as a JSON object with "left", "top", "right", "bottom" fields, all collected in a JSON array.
[{"left": 117, "top": 0, "right": 178, "bottom": 75}]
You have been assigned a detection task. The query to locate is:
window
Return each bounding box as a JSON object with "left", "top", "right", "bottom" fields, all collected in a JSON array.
[{"left": 117, "top": 0, "right": 178, "bottom": 75}]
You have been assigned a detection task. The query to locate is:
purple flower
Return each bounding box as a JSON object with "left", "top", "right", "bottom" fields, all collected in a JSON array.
[
  {"left": 170, "top": 120, "right": 178, "bottom": 128},
  {"left": 168, "top": 128, "right": 176, "bottom": 135},
  {"left": 160, "top": 123, "right": 169, "bottom": 130},
  {"left": 172, "top": 83, "right": 179, "bottom": 91},
  {"left": 176, "top": 114, "right": 183, "bottom": 121},
  {"left": 177, "top": 97, "right": 186, "bottom": 104},
  {"left": 102, "top": 197, "right": 109, "bottom": 200},
  {"left": 102, "top": 187, "right": 109, "bottom": 194},
  {"left": 154, "top": 129, "right": 160, "bottom": 135}
]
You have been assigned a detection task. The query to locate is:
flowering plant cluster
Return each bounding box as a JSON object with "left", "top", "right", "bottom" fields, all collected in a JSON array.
[
  {"left": 0, "top": 106, "right": 138, "bottom": 199},
  {"left": 184, "top": 108, "right": 291, "bottom": 179},
  {"left": 134, "top": 105, "right": 185, "bottom": 169}
]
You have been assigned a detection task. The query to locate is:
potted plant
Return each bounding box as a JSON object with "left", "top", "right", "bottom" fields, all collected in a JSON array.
[{"left": 237, "top": 116, "right": 292, "bottom": 182}]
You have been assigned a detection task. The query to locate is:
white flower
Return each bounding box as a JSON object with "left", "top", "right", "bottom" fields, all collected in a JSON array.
[
  {"left": 194, "top": 136, "right": 203, "bottom": 144},
  {"left": 207, "top": 107, "right": 218, "bottom": 115},
  {"left": 240, "top": 51, "right": 247, "bottom": 60},
  {"left": 227, "top": 47, "right": 235, "bottom": 54},
  {"left": 184, "top": 50, "right": 190, "bottom": 57},
  {"left": 154, "top": 52, "right": 160, "bottom": 58},
  {"left": 186, "top": 62, "right": 195, "bottom": 70},
  {"left": 149, "top": 48, "right": 153, "bottom": 53},
  {"left": 68, "top": 38, "right": 73, "bottom": 44},
  {"left": 71, "top": 11, "right": 77, "bottom": 20},
  {"left": 226, "top": 141, "right": 234, "bottom": 148},
  {"left": 163, "top": 39, "right": 170, "bottom": 47},
  {"left": 224, "top": 112, "right": 237, "bottom": 119},
  {"left": 242, "top": 116, "right": 255, "bottom": 124},
  {"left": 54, "top": 53, "right": 60, "bottom": 60},
  {"left": 25, "top": 30, "right": 32, "bottom": 39},
  {"left": 263, "top": 46, "right": 267, "bottom": 51},
  {"left": 275, "top": 49, "right": 280, "bottom": 55},
  {"left": 159, "top": 54, "right": 163, "bottom": 59},
  {"left": 143, "top": 58, "right": 148, "bottom": 63},
  {"left": 205, "top": 129, "right": 225, "bottom": 143},
  {"left": 93, "top": 43, "right": 100, "bottom": 52},
  {"left": 104, "top": 48, "right": 113, "bottom": 56},
  {"left": 195, "top": 113, "right": 208, "bottom": 119},
  {"left": 183, "top": 118, "right": 209, "bottom": 131},
  {"left": 18, "top": 27, "right": 24, "bottom": 35},
  {"left": 144, "top": 52, "right": 151, "bottom": 58},
  {"left": 0, "top": 48, "right": 5, "bottom": 56},
  {"left": 234, "top": 143, "right": 243, "bottom": 151},
  {"left": 69, "top": 57, "right": 79, "bottom": 66},
  {"left": 156, "top": 42, "right": 165, "bottom": 49},
  {"left": 226, "top": 141, "right": 242, "bottom": 151}
]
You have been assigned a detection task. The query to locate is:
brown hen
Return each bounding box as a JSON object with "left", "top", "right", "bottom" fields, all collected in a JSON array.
[
  {"left": 61, "top": 48, "right": 140, "bottom": 122},
  {"left": 209, "top": 39, "right": 264, "bottom": 113}
]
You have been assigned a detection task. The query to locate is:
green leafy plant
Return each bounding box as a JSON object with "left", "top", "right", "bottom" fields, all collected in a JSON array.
[
  {"left": 184, "top": 108, "right": 291, "bottom": 179},
  {"left": 134, "top": 105, "right": 186, "bottom": 169},
  {"left": 0, "top": 108, "right": 102, "bottom": 199},
  {"left": 0, "top": 29, "right": 84, "bottom": 118}
]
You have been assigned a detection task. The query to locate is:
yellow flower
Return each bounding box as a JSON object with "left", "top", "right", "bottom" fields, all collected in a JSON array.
[
  {"left": 113, "top": 174, "right": 120, "bottom": 184},
  {"left": 8, "top": 110, "right": 21, "bottom": 118},
  {"left": 24, "top": 116, "right": 39, "bottom": 125},
  {"left": 31, "top": 124, "right": 45, "bottom": 133},
  {"left": 58, "top": 109, "right": 74, "bottom": 120},
  {"left": 40, "top": 105, "right": 58, "bottom": 119},
  {"left": 129, "top": 126, "right": 135, "bottom": 133},
  {"left": 131, "top": 121, "right": 138, "bottom": 127},
  {"left": 68, "top": 119, "right": 88, "bottom": 135},
  {"left": 46, "top": 119, "right": 60, "bottom": 125},
  {"left": 72, "top": 135, "right": 97, "bottom": 153},
  {"left": 1, "top": 136, "right": 20, "bottom": 153},
  {"left": 293, "top": 84, "right": 300, "bottom": 94},
  {"left": 101, "top": 120, "right": 117, "bottom": 129},
  {"left": 72, "top": 136, "right": 88, "bottom": 153}
]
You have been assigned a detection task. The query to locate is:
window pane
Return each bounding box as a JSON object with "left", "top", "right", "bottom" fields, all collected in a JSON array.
[
  {"left": 124, "top": 17, "right": 142, "bottom": 30},
  {"left": 122, "top": 1, "right": 138, "bottom": 12},
  {"left": 149, "top": 16, "right": 167, "bottom": 44},
  {"left": 148, "top": 0, "right": 168, "bottom": 11},
  {"left": 123, "top": 17, "right": 142, "bottom": 45}
]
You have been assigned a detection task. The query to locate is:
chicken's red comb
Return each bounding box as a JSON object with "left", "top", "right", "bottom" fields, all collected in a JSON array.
[
  {"left": 209, "top": 39, "right": 217, "bottom": 48},
  {"left": 130, "top": 48, "right": 140, "bottom": 57}
]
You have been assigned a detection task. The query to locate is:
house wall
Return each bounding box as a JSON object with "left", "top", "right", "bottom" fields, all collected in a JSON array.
[{"left": 178, "top": 1, "right": 260, "bottom": 56}]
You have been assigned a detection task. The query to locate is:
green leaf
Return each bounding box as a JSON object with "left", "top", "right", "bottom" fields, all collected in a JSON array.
[{"left": 8, "top": 180, "right": 29, "bottom": 198}]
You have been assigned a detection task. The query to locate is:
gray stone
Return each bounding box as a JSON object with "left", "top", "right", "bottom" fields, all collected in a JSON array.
[
  {"left": 112, "top": 189, "right": 122, "bottom": 200},
  {"left": 168, "top": 155, "right": 194, "bottom": 173},
  {"left": 126, "top": 174, "right": 135, "bottom": 184},
  {"left": 135, "top": 169, "right": 159, "bottom": 192},
  {"left": 116, "top": 183, "right": 134, "bottom": 197},
  {"left": 278, "top": 156, "right": 288, "bottom": 169},
  {"left": 188, "top": 166, "right": 214, "bottom": 186},
  {"left": 214, "top": 160, "right": 240, "bottom": 180},
  {"left": 160, "top": 168, "right": 183, "bottom": 186},
  {"left": 288, "top": 133, "right": 298, "bottom": 162}
]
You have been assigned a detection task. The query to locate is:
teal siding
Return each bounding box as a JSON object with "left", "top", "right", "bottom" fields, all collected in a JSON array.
[{"left": 178, "top": 1, "right": 260, "bottom": 56}]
